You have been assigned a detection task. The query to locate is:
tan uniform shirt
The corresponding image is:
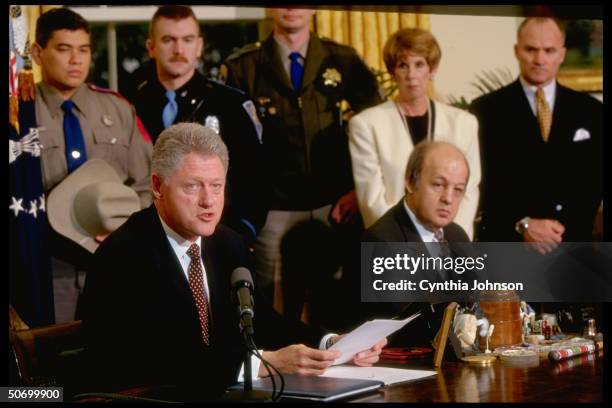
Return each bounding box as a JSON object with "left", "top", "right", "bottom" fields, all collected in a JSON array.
[{"left": 35, "top": 82, "right": 152, "bottom": 207}]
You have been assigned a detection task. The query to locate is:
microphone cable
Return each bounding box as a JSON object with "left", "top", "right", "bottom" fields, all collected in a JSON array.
[{"left": 245, "top": 335, "right": 285, "bottom": 402}]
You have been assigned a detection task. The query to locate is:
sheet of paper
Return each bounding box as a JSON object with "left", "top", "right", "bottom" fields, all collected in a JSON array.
[
  {"left": 322, "top": 365, "right": 437, "bottom": 386},
  {"left": 329, "top": 312, "right": 421, "bottom": 365}
]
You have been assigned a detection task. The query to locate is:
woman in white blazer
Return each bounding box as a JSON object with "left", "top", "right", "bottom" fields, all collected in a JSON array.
[{"left": 349, "top": 28, "right": 481, "bottom": 238}]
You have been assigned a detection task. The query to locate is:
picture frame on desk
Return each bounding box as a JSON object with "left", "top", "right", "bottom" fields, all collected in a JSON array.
[{"left": 432, "top": 302, "right": 464, "bottom": 366}]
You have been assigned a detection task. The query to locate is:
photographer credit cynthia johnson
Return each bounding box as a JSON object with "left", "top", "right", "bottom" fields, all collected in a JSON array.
[{"left": 372, "top": 279, "right": 524, "bottom": 292}]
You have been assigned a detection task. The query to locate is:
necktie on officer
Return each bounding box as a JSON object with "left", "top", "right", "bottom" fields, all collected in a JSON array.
[
  {"left": 162, "top": 90, "right": 178, "bottom": 129},
  {"left": 289, "top": 51, "right": 304, "bottom": 92},
  {"left": 187, "top": 243, "right": 210, "bottom": 345},
  {"left": 536, "top": 87, "right": 552, "bottom": 142},
  {"left": 61, "top": 100, "right": 88, "bottom": 173}
]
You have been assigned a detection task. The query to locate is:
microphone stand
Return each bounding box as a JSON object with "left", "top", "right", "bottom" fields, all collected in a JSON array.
[
  {"left": 243, "top": 330, "right": 253, "bottom": 392},
  {"left": 221, "top": 316, "right": 274, "bottom": 402}
]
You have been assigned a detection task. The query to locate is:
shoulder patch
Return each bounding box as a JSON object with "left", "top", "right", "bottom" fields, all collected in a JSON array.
[{"left": 242, "top": 100, "right": 263, "bottom": 144}]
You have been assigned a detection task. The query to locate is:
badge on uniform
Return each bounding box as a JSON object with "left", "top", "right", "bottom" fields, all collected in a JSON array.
[
  {"left": 204, "top": 115, "right": 220, "bottom": 135},
  {"left": 323, "top": 68, "right": 342, "bottom": 87},
  {"left": 102, "top": 114, "right": 113, "bottom": 127},
  {"left": 242, "top": 100, "right": 263, "bottom": 144}
]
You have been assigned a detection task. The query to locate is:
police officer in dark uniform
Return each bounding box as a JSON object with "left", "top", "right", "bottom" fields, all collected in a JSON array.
[
  {"left": 133, "top": 5, "right": 267, "bottom": 242},
  {"left": 221, "top": 8, "right": 382, "bottom": 320}
]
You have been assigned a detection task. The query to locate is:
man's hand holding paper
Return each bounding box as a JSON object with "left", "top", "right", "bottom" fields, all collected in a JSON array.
[{"left": 328, "top": 312, "right": 421, "bottom": 365}]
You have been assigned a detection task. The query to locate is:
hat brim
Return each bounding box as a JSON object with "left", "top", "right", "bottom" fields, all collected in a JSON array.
[{"left": 47, "top": 159, "right": 122, "bottom": 253}]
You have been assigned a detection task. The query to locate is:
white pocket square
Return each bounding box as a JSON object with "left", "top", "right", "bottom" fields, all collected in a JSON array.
[{"left": 573, "top": 128, "right": 591, "bottom": 142}]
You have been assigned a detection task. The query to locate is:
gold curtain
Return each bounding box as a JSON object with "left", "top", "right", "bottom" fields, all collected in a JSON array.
[
  {"left": 314, "top": 10, "right": 430, "bottom": 74},
  {"left": 25, "top": 5, "right": 60, "bottom": 83}
]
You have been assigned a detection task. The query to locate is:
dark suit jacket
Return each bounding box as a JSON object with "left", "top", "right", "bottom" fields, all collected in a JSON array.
[
  {"left": 470, "top": 79, "right": 602, "bottom": 242},
  {"left": 345, "top": 200, "right": 470, "bottom": 347},
  {"left": 82, "top": 205, "right": 325, "bottom": 400},
  {"left": 364, "top": 199, "right": 471, "bottom": 244}
]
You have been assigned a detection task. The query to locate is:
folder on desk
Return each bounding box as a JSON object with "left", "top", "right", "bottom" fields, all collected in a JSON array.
[{"left": 230, "top": 374, "right": 384, "bottom": 402}]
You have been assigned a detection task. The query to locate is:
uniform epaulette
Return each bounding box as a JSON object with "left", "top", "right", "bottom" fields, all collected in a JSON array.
[
  {"left": 87, "top": 83, "right": 152, "bottom": 144},
  {"left": 136, "top": 79, "right": 149, "bottom": 92},
  {"left": 319, "top": 35, "right": 335, "bottom": 43},
  {"left": 207, "top": 78, "right": 247, "bottom": 96},
  {"left": 87, "top": 83, "right": 129, "bottom": 103},
  {"left": 226, "top": 41, "right": 262, "bottom": 61},
  {"left": 319, "top": 35, "right": 352, "bottom": 50}
]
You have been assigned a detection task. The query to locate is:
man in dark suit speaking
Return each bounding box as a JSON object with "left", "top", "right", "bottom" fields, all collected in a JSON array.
[
  {"left": 82, "top": 123, "right": 384, "bottom": 400},
  {"left": 471, "top": 17, "right": 602, "bottom": 246}
]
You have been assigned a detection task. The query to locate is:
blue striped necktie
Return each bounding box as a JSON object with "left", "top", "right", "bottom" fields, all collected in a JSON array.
[
  {"left": 162, "top": 90, "right": 178, "bottom": 129},
  {"left": 61, "top": 100, "right": 87, "bottom": 173},
  {"left": 289, "top": 52, "right": 303, "bottom": 92}
]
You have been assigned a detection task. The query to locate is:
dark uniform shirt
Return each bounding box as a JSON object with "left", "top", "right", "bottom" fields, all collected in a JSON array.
[
  {"left": 132, "top": 70, "right": 268, "bottom": 240},
  {"left": 222, "top": 32, "right": 382, "bottom": 211}
]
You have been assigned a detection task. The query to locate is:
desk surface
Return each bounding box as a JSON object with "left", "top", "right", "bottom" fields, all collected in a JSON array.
[
  {"left": 352, "top": 350, "right": 603, "bottom": 403},
  {"left": 79, "top": 350, "right": 603, "bottom": 403}
]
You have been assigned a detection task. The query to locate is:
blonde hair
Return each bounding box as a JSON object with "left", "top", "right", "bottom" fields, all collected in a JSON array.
[{"left": 383, "top": 28, "right": 441, "bottom": 74}]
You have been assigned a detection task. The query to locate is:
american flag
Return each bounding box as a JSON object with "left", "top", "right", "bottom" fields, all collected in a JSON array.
[{"left": 9, "top": 5, "right": 55, "bottom": 326}]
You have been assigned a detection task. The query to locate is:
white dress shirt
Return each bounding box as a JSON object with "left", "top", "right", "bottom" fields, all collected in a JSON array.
[
  {"left": 403, "top": 199, "right": 442, "bottom": 243},
  {"left": 159, "top": 215, "right": 211, "bottom": 301}
]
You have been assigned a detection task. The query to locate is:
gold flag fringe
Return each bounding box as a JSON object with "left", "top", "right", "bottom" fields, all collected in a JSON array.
[
  {"left": 19, "top": 70, "right": 36, "bottom": 102},
  {"left": 9, "top": 95, "right": 20, "bottom": 133}
]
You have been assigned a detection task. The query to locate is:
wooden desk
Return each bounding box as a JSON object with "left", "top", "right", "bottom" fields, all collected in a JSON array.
[
  {"left": 353, "top": 350, "right": 603, "bottom": 403},
  {"left": 74, "top": 350, "right": 603, "bottom": 403}
]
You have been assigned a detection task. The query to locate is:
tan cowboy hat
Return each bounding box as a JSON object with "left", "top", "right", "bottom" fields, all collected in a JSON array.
[{"left": 47, "top": 159, "right": 141, "bottom": 253}]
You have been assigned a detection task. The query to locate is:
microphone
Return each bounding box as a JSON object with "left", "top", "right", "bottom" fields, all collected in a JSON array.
[{"left": 231, "top": 267, "right": 255, "bottom": 336}]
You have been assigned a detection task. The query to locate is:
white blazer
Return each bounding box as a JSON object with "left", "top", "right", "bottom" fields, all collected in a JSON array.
[{"left": 349, "top": 100, "right": 481, "bottom": 238}]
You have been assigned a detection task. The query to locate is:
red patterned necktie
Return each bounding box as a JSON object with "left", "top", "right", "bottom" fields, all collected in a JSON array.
[
  {"left": 187, "top": 243, "right": 210, "bottom": 345},
  {"left": 434, "top": 229, "right": 450, "bottom": 258}
]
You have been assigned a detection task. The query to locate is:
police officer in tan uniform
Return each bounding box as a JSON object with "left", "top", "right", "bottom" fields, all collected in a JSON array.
[
  {"left": 32, "top": 8, "right": 151, "bottom": 321},
  {"left": 33, "top": 8, "right": 152, "bottom": 208},
  {"left": 222, "top": 8, "right": 381, "bottom": 318}
]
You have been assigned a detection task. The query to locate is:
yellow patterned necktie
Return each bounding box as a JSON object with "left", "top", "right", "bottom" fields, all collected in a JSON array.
[{"left": 536, "top": 87, "right": 552, "bottom": 142}]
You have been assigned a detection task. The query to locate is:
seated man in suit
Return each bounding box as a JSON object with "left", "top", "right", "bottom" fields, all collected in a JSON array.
[
  {"left": 346, "top": 141, "right": 471, "bottom": 346},
  {"left": 82, "top": 123, "right": 385, "bottom": 401}
]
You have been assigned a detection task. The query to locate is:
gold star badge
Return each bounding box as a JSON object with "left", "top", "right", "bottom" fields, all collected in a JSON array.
[{"left": 322, "top": 68, "right": 342, "bottom": 87}]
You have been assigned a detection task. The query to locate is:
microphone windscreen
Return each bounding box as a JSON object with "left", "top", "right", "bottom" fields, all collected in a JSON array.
[{"left": 231, "top": 267, "right": 254, "bottom": 288}]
